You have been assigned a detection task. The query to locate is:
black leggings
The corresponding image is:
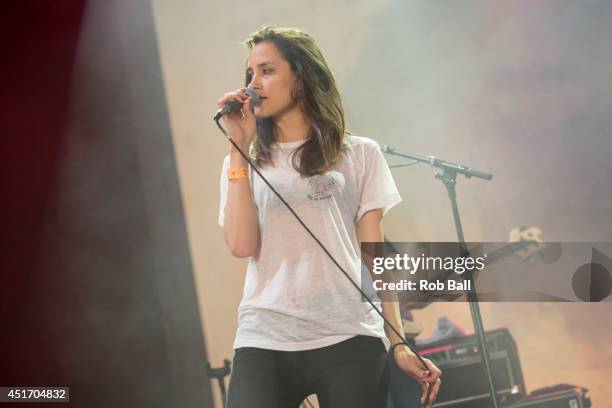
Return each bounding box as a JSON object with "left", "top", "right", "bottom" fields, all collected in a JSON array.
[{"left": 226, "top": 335, "right": 389, "bottom": 408}]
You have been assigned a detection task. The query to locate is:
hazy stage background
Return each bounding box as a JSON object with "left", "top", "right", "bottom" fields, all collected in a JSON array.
[{"left": 150, "top": 0, "right": 612, "bottom": 406}]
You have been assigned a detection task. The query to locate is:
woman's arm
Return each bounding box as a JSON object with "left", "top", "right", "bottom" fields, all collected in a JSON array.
[
  {"left": 356, "top": 208, "right": 442, "bottom": 406},
  {"left": 217, "top": 89, "right": 260, "bottom": 258},
  {"left": 223, "top": 142, "right": 261, "bottom": 258},
  {"left": 355, "top": 209, "right": 406, "bottom": 347}
]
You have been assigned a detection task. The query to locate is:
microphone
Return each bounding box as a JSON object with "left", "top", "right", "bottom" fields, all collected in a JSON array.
[{"left": 214, "top": 87, "right": 261, "bottom": 121}]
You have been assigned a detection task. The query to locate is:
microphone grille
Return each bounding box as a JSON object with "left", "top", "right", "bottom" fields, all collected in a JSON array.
[{"left": 245, "top": 87, "right": 261, "bottom": 105}]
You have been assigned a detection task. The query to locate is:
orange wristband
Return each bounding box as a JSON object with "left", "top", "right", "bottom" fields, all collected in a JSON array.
[{"left": 227, "top": 167, "right": 248, "bottom": 179}]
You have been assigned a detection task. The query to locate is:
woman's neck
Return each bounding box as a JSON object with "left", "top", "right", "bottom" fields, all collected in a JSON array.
[{"left": 273, "top": 108, "right": 310, "bottom": 143}]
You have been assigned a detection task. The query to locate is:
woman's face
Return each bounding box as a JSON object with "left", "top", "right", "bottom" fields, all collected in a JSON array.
[{"left": 246, "top": 41, "right": 301, "bottom": 120}]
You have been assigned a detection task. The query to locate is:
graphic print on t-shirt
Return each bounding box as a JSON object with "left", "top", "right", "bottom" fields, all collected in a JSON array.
[
  {"left": 307, "top": 172, "right": 345, "bottom": 201},
  {"left": 266, "top": 171, "right": 346, "bottom": 210}
]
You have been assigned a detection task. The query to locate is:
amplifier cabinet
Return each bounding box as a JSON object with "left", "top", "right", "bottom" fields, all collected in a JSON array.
[
  {"left": 417, "top": 328, "right": 525, "bottom": 407},
  {"left": 506, "top": 388, "right": 591, "bottom": 408}
]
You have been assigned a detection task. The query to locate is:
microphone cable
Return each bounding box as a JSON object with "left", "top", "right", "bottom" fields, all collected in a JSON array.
[{"left": 214, "top": 116, "right": 435, "bottom": 406}]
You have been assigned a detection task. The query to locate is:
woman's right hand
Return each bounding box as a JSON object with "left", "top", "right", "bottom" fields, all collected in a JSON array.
[{"left": 216, "top": 88, "right": 257, "bottom": 147}]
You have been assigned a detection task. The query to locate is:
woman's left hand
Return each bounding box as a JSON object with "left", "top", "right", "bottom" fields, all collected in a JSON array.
[{"left": 393, "top": 344, "right": 442, "bottom": 407}]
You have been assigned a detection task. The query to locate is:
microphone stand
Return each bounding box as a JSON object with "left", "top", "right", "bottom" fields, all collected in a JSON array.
[
  {"left": 381, "top": 145, "right": 500, "bottom": 408},
  {"left": 206, "top": 359, "right": 232, "bottom": 407}
]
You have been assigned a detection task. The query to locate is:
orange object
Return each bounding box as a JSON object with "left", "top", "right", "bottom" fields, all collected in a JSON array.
[{"left": 227, "top": 167, "right": 248, "bottom": 179}]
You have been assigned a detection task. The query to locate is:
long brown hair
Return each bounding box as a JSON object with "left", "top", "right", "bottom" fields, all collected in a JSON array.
[{"left": 245, "top": 26, "right": 348, "bottom": 177}]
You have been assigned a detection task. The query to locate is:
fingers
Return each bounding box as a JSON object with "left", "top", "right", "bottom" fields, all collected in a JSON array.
[
  {"left": 420, "top": 380, "right": 442, "bottom": 407},
  {"left": 241, "top": 96, "right": 254, "bottom": 119},
  {"left": 429, "top": 378, "right": 442, "bottom": 407},
  {"left": 421, "top": 358, "right": 442, "bottom": 381},
  {"left": 216, "top": 88, "right": 248, "bottom": 109},
  {"left": 420, "top": 382, "right": 428, "bottom": 405},
  {"left": 420, "top": 358, "right": 442, "bottom": 407},
  {"left": 414, "top": 358, "right": 438, "bottom": 381}
]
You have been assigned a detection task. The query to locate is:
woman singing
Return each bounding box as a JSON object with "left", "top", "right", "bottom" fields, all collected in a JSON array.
[{"left": 217, "top": 26, "right": 441, "bottom": 408}]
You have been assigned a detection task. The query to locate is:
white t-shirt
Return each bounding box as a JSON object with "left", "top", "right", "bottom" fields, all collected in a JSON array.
[{"left": 218, "top": 135, "right": 402, "bottom": 351}]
